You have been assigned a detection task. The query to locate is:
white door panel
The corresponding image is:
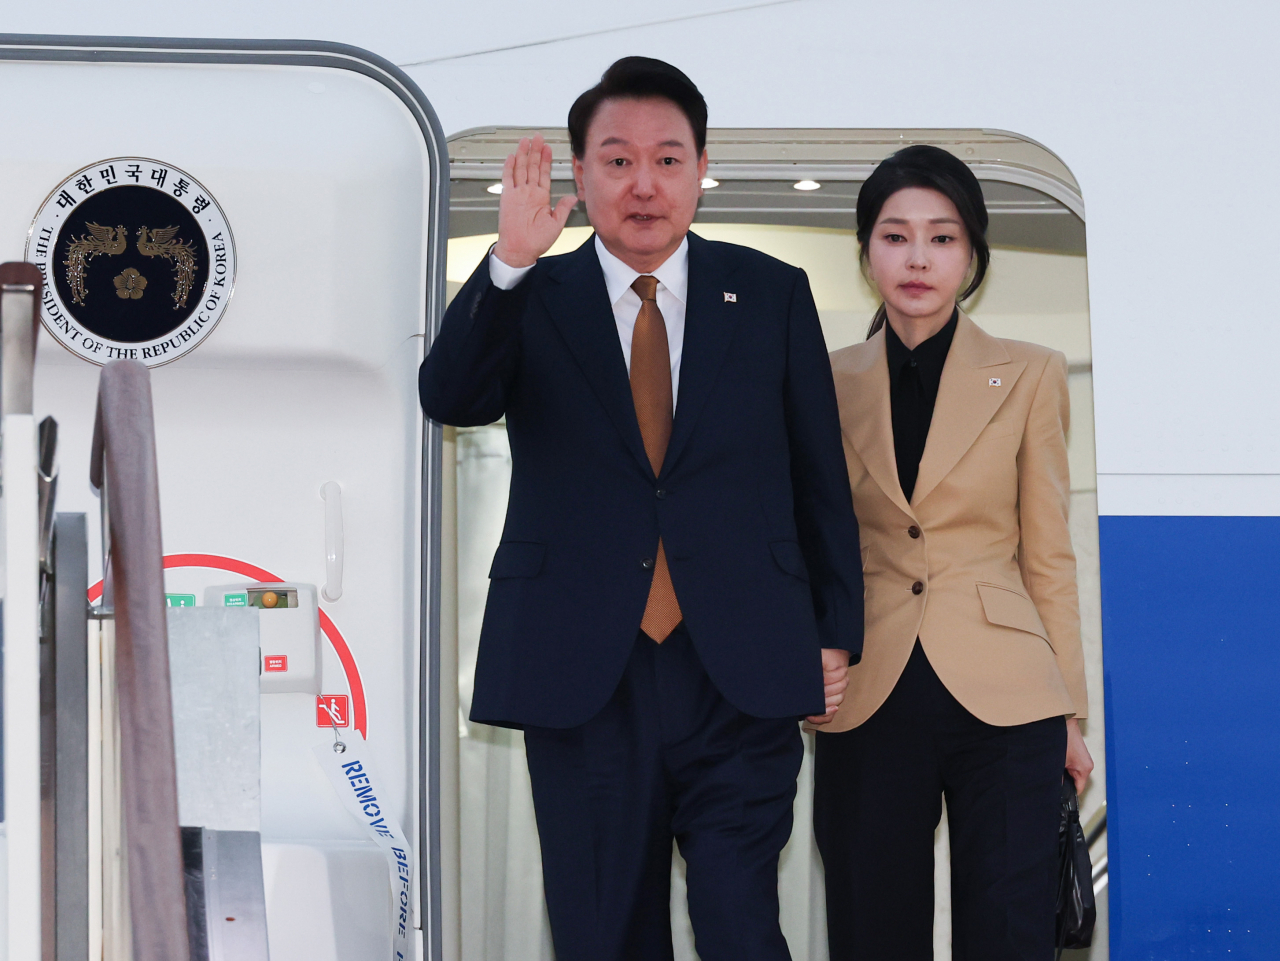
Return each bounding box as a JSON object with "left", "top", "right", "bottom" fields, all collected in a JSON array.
[{"left": 0, "top": 38, "right": 447, "bottom": 958}]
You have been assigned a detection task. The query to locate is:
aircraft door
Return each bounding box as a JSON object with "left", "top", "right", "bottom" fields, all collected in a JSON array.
[{"left": 0, "top": 37, "right": 448, "bottom": 961}]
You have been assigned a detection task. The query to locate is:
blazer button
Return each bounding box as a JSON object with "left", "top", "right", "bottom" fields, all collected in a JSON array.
[
  {"left": 656, "top": 489, "right": 667, "bottom": 499},
  {"left": 907, "top": 525, "right": 921, "bottom": 539},
  {"left": 642, "top": 558, "right": 655, "bottom": 570},
  {"left": 911, "top": 581, "right": 924, "bottom": 595}
]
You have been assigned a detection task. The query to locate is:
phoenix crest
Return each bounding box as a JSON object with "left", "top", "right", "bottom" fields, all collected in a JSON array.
[
  {"left": 137, "top": 226, "right": 198, "bottom": 310},
  {"left": 63, "top": 223, "right": 127, "bottom": 306}
]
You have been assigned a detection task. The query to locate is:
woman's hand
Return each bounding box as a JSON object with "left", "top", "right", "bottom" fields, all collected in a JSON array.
[
  {"left": 1065, "top": 717, "right": 1094, "bottom": 794},
  {"left": 492, "top": 134, "right": 579, "bottom": 268},
  {"left": 807, "top": 649, "right": 850, "bottom": 725}
]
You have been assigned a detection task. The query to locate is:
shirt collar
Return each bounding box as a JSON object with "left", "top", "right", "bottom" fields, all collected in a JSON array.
[
  {"left": 884, "top": 307, "right": 959, "bottom": 376},
  {"left": 594, "top": 234, "right": 689, "bottom": 307}
]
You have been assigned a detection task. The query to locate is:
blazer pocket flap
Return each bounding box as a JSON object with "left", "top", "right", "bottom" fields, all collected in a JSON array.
[
  {"left": 770, "top": 540, "right": 810, "bottom": 582},
  {"left": 981, "top": 421, "right": 1022, "bottom": 441},
  {"left": 489, "top": 541, "right": 546, "bottom": 579},
  {"left": 976, "top": 582, "right": 1048, "bottom": 640}
]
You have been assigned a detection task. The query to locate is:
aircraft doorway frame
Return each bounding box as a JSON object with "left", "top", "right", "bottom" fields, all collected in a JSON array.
[
  {"left": 0, "top": 33, "right": 452, "bottom": 961},
  {"left": 445, "top": 125, "right": 1100, "bottom": 959}
]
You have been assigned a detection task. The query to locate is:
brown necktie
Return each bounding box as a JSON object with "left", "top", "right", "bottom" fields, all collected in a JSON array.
[{"left": 630, "top": 275, "right": 682, "bottom": 642}]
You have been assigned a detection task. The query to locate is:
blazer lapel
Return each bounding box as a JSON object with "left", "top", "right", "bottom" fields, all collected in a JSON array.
[
  {"left": 910, "top": 312, "right": 1027, "bottom": 507},
  {"left": 541, "top": 238, "right": 652, "bottom": 478},
  {"left": 662, "top": 233, "right": 742, "bottom": 476},
  {"left": 838, "top": 329, "right": 915, "bottom": 518}
]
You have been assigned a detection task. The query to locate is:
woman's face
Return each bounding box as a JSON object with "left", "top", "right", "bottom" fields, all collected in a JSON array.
[{"left": 865, "top": 186, "right": 973, "bottom": 322}]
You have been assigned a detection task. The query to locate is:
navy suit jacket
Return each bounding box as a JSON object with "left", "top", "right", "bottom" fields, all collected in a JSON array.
[{"left": 420, "top": 233, "right": 863, "bottom": 729}]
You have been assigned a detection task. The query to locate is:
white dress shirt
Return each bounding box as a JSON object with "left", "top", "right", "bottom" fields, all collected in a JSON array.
[{"left": 488, "top": 235, "right": 689, "bottom": 409}]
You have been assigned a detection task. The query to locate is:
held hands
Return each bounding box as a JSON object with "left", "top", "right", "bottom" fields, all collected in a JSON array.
[
  {"left": 1065, "top": 717, "right": 1094, "bottom": 794},
  {"left": 807, "top": 648, "right": 851, "bottom": 725},
  {"left": 493, "top": 134, "right": 579, "bottom": 269}
]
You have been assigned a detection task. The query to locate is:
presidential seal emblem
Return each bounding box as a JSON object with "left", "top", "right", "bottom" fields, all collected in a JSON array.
[{"left": 26, "top": 158, "right": 235, "bottom": 366}]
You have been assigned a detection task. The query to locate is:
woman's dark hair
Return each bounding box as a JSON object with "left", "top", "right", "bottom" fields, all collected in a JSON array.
[
  {"left": 568, "top": 57, "right": 708, "bottom": 159},
  {"left": 857, "top": 144, "right": 990, "bottom": 337}
]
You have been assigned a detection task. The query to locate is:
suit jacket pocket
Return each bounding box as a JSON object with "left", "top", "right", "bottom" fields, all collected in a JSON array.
[
  {"left": 770, "top": 540, "right": 810, "bottom": 582},
  {"left": 489, "top": 541, "right": 546, "bottom": 579},
  {"left": 976, "top": 582, "right": 1051, "bottom": 647}
]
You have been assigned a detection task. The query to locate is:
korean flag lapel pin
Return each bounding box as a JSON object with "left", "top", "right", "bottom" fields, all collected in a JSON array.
[
  {"left": 724, "top": 292, "right": 737, "bottom": 303},
  {"left": 989, "top": 377, "right": 1002, "bottom": 387}
]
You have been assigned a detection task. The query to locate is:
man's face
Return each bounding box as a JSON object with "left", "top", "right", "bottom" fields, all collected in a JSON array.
[{"left": 574, "top": 97, "right": 708, "bottom": 273}]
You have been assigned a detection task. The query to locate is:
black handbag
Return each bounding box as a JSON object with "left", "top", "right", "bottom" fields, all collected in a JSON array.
[{"left": 1056, "top": 775, "right": 1097, "bottom": 956}]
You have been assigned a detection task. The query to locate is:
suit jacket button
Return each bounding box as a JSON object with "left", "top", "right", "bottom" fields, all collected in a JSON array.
[
  {"left": 656, "top": 489, "right": 667, "bottom": 499},
  {"left": 642, "top": 557, "right": 655, "bottom": 570},
  {"left": 907, "top": 525, "right": 921, "bottom": 539},
  {"left": 911, "top": 581, "right": 924, "bottom": 595}
]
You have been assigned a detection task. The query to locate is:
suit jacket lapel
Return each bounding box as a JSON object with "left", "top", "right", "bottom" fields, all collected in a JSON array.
[
  {"left": 662, "top": 233, "right": 742, "bottom": 477},
  {"left": 910, "top": 312, "right": 1027, "bottom": 507},
  {"left": 541, "top": 238, "right": 652, "bottom": 478},
  {"left": 838, "top": 329, "right": 915, "bottom": 518}
]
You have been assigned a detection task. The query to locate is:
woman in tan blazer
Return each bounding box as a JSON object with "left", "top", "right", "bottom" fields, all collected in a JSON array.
[{"left": 812, "top": 145, "right": 1093, "bottom": 961}]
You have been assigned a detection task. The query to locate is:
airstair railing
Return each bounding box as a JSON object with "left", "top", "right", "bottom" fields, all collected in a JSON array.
[
  {"left": 1, "top": 261, "right": 46, "bottom": 961},
  {"left": 1085, "top": 803, "right": 1109, "bottom": 896},
  {"left": 0, "top": 261, "right": 39, "bottom": 416},
  {"left": 90, "top": 360, "right": 190, "bottom": 961}
]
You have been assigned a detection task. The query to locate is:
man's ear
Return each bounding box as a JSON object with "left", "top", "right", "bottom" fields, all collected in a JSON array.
[
  {"left": 697, "top": 149, "right": 709, "bottom": 182},
  {"left": 573, "top": 155, "right": 586, "bottom": 203}
]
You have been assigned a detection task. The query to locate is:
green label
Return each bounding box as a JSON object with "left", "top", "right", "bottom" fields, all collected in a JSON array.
[
  {"left": 165, "top": 593, "right": 197, "bottom": 608},
  {"left": 224, "top": 593, "right": 248, "bottom": 607}
]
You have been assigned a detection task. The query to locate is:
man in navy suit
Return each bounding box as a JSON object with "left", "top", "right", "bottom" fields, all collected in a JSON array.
[{"left": 420, "top": 57, "right": 863, "bottom": 960}]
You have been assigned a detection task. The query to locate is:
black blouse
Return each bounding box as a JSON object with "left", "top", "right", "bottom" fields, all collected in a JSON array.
[{"left": 884, "top": 309, "right": 959, "bottom": 502}]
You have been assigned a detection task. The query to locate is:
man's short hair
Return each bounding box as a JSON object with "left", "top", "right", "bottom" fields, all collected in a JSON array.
[{"left": 568, "top": 57, "right": 708, "bottom": 159}]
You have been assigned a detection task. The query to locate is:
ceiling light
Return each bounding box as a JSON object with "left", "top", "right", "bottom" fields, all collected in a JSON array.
[
  {"left": 793, "top": 180, "right": 821, "bottom": 191},
  {"left": 701, "top": 177, "right": 719, "bottom": 189},
  {"left": 486, "top": 183, "right": 503, "bottom": 194}
]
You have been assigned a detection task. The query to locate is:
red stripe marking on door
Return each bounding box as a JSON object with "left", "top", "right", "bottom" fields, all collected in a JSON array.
[{"left": 89, "top": 552, "right": 368, "bottom": 738}]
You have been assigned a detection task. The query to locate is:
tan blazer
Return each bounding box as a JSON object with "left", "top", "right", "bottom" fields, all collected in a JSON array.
[{"left": 824, "top": 312, "right": 1088, "bottom": 732}]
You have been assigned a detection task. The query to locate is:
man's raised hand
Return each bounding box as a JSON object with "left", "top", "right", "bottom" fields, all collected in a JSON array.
[{"left": 493, "top": 134, "right": 578, "bottom": 268}]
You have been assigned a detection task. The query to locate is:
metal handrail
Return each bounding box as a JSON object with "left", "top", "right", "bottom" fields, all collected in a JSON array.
[
  {"left": 1085, "top": 804, "right": 1107, "bottom": 849},
  {"left": 1, "top": 261, "right": 45, "bottom": 961},
  {"left": 0, "top": 261, "right": 39, "bottom": 417},
  {"left": 90, "top": 360, "right": 190, "bottom": 961},
  {"left": 1083, "top": 803, "right": 1108, "bottom": 895}
]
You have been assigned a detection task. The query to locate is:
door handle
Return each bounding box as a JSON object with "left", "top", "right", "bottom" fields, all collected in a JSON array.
[{"left": 321, "top": 481, "right": 344, "bottom": 602}]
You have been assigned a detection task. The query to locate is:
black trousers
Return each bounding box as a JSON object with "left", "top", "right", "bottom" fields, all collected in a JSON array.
[
  {"left": 523, "top": 625, "right": 803, "bottom": 961},
  {"left": 813, "top": 642, "right": 1066, "bottom": 961}
]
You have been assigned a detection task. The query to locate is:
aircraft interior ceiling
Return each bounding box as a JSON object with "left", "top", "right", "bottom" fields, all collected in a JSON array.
[
  {"left": 449, "top": 127, "right": 1085, "bottom": 253},
  {"left": 451, "top": 176, "right": 1085, "bottom": 252}
]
